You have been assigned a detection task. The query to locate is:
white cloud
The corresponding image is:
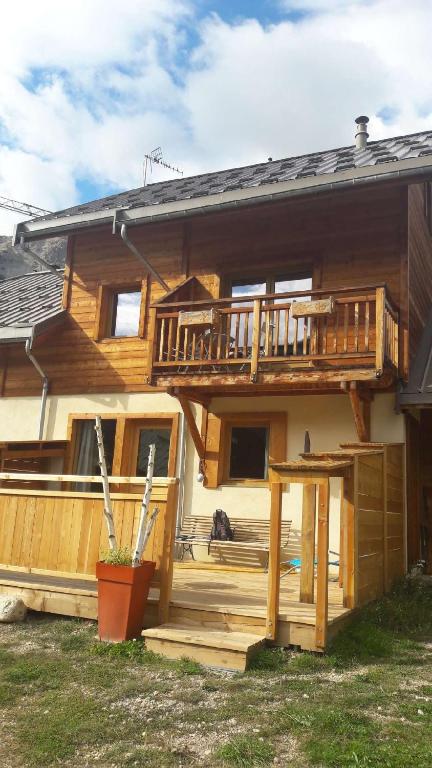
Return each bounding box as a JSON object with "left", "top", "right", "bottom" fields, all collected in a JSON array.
[{"left": 0, "top": 0, "right": 432, "bottom": 234}]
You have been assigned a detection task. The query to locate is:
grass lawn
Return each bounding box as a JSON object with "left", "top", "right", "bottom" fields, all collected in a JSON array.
[{"left": 0, "top": 578, "right": 432, "bottom": 767}]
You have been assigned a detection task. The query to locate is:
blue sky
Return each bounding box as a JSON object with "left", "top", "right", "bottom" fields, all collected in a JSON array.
[{"left": 0, "top": 0, "right": 431, "bottom": 232}]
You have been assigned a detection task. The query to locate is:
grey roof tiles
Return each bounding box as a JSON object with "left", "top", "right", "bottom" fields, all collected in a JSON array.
[
  {"left": 31, "top": 129, "right": 432, "bottom": 225},
  {"left": 0, "top": 270, "right": 63, "bottom": 329}
]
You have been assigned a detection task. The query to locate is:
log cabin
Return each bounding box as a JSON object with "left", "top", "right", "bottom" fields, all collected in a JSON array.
[{"left": 0, "top": 116, "right": 431, "bottom": 669}]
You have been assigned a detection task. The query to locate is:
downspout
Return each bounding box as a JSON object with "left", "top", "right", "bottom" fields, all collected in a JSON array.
[
  {"left": 25, "top": 334, "right": 49, "bottom": 440},
  {"left": 119, "top": 223, "right": 169, "bottom": 292},
  {"left": 175, "top": 412, "right": 187, "bottom": 537}
]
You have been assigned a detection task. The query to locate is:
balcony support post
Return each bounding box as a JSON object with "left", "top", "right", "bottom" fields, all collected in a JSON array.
[
  {"left": 345, "top": 382, "right": 370, "bottom": 442},
  {"left": 175, "top": 394, "right": 206, "bottom": 463}
]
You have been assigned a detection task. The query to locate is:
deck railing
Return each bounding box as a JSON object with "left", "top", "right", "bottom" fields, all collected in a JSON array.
[
  {"left": 0, "top": 472, "right": 179, "bottom": 624},
  {"left": 152, "top": 284, "right": 399, "bottom": 381}
]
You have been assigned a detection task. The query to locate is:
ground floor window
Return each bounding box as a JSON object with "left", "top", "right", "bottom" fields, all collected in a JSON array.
[
  {"left": 68, "top": 414, "right": 178, "bottom": 488},
  {"left": 229, "top": 425, "right": 269, "bottom": 480}
]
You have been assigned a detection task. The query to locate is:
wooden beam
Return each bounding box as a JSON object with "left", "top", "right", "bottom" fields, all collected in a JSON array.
[
  {"left": 250, "top": 298, "right": 261, "bottom": 384},
  {"left": 342, "top": 470, "right": 357, "bottom": 608},
  {"left": 315, "top": 479, "right": 329, "bottom": 649},
  {"left": 266, "top": 478, "right": 282, "bottom": 640},
  {"left": 300, "top": 484, "right": 316, "bottom": 604},
  {"left": 348, "top": 383, "right": 369, "bottom": 442},
  {"left": 176, "top": 395, "right": 206, "bottom": 461},
  {"left": 0, "top": 471, "right": 177, "bottom": 485},
  {"left": 375, "top": 286, "right": 385, "bottom": 376}
]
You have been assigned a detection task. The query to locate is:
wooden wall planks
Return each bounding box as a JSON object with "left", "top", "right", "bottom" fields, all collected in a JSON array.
[
  {"left": 408, "top": 184, "right": 432, "bottom": 365},
  {"left": 1, "top": 185, "right": 408, "bottom": 396}
]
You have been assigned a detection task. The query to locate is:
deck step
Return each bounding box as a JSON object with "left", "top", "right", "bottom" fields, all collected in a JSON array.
[{"left": 142, "top": 623, "right": 266, "bottom": 671}]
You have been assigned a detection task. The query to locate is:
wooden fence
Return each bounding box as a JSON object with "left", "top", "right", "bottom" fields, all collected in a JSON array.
[
  {"left": 269, "top": 443, "right": 405, "bottom": 651},
  {"left": 0, "top": 478, "right": 179, "bottom": 622}
]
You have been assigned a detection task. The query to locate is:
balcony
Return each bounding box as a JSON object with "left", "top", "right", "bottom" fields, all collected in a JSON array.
[{"left": 150, "top": 284, "right": 399, "bottom": 390}]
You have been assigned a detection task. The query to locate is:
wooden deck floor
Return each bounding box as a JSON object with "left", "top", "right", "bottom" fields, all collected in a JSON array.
[
  {"left": 170, "top": 565, "right": 349, "bottom": 626},
  {"left": 0, "top": 563, "right": 352, "bottom": 651}
]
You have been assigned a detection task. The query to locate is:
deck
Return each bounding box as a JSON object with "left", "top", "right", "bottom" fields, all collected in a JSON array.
[{"left": 0, "top": 564, "right": 351, "bottom": 652}]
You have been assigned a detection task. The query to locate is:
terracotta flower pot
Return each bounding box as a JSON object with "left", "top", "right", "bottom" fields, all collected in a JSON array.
[{"left": 96, "top": 560, "right": 156, "bottom": 642}]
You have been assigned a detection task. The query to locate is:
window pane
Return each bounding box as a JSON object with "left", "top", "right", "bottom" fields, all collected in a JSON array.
[
  {"left": 74, "top": 419, "right": 116, "bottom": 491},
  {"left": 275, "top": 276, "right": 313, "bottom": 346},
  {"left": 136, "top": 428, "right": 171, "bottom": 477},
  {"left": 112, "top": 291, "right": 141, "bottom": 337},
  {"left": 229, "top": 426, "right": 268, "bottom": 479},
  {"left": 231, "top": 280, "right": 266, "bottom": 299}
]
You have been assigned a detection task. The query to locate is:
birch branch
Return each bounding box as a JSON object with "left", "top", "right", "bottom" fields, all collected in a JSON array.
[
  {"left": 132, "top": 443, "right": 156, "bottom": 566},
  {"left": 94, "top": 416, "right": 117, "bottom": 550}
]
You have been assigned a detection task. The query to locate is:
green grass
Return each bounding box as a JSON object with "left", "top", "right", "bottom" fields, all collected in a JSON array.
[
  {"left": 0, "top": 579, "right": 431, "bottom": 767},
  {"left": 216, "top": 736, "right": 275, "bottom": 767}
]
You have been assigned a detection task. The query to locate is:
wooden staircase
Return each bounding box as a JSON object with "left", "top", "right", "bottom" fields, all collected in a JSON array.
[{"left": 142, "top": 623, "right": 266, "bottom": 671}]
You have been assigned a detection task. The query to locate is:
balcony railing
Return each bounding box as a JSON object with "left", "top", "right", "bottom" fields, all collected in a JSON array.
[{"left": 151, "top": 284, "right": 399, "bottom": 383}]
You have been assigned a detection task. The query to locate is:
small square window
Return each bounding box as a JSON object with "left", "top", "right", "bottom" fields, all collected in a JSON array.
[
  {"left": 229, "top": 425, "right": 269, "bottom": 480},
  {"left": 110, "top": 290, "right": 142, "bottom": 337}
]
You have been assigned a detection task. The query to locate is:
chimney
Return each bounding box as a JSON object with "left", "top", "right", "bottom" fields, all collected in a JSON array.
[{"left": 355, "top": 115, "right": 369, "bottom": 149}]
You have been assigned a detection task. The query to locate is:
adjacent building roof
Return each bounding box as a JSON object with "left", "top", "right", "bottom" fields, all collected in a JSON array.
[
  {"left": 0, "top": 270, "right": 65, "bottom": 343},
  {"left": 398, "top": 307, "right": 432, "bottom": 407},
  {"left": 14, "top": 128, "right": 432, "bottom": 243}
]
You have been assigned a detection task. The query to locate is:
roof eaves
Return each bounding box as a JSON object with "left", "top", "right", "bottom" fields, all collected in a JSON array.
[
  {"left": 14, "top": 152, "right": 432, "bottom": 243},
  {"left": 0, "top": 309, "right": 67, "bottom": 344}
]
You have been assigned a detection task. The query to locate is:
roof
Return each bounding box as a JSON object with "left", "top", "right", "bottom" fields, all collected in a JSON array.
[
  {"left": 15, "top": 127, "right": 432, "bottom": 243},
  {"left": 0, "top": 270, "right": 65, "bottom": 343},
  {"left": 398, "top": 307, "right": 432, "bottom": 407},
  {"left": 32, "top": 129, "right": 432, "bottom": 222}
]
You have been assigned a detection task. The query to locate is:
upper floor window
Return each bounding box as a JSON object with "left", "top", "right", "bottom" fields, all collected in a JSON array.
[
  {"left": 94, "top": 281, "right": 145, "bottom": 341},
  {"left": 111, "top": 290, "right": 142, "bottom": 337}
]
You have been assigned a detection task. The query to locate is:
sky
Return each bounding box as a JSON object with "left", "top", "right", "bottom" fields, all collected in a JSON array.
[{"left": 1, "top": 0, "right": 432, "bottom": 234}]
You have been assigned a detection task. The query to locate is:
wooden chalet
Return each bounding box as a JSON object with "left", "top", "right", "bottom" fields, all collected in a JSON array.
[{"left": 0, "top": 116, "right": 431, "bottom": 669}]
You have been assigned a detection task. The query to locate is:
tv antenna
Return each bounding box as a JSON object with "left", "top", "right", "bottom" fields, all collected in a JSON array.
[{"left": 143, "top": 147, "right": 183, "bottom": 186}]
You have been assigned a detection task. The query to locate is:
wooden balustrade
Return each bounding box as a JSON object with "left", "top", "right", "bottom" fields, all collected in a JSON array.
[
  {"left": 0, "top": 475, "right": 179, "bottom": 623},
  {"left": 152, "top": 284, "right": 399, "bottom": 381}
]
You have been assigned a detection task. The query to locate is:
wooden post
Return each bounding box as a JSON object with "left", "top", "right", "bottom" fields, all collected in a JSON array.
[
  {"left": 375, "top": 286, "right": 385, "bottom": 376},
  {"left": 94, "top": 416, "right": 117, "bottom": 550},
  {"left": 250, "top": 298, "right": 261, "bottom": 383},
  {"left": 315, "top": 479, "right": 329, "bottom": 649},
  {"left": 266, "top": 477, "right": 282, "bottom": 640},
  {"left": 145, "top": 307, "right": 158, "bottom": 384},
  {"left": 300, "top": 483, "right": 316, "bottom": 603},
  {"left": 342, "top": 469, "right": 357, "bottom": 608}
]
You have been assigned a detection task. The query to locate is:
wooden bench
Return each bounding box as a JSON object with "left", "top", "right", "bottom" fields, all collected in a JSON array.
[{"left": 175, "top": 515, "right": 292, "bottom": 568}]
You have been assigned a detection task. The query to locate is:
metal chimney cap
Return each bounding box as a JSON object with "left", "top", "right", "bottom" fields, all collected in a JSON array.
[{"left": 355, "top": 115, "right": 369, "bottom": 125}]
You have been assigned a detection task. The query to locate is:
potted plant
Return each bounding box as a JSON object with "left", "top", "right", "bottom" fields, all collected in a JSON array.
[
  {"left": 96, "top": 547, "right": 156, "bottom": 643},
  {"left": 94, "top": 417, "right": 159, "bottom": 642}
]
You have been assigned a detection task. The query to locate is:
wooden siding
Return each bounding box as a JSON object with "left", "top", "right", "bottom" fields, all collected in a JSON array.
[
  {"left": 1, "top": 185, "right": 407, "bottom": 396},
  {"left": 408, "top": 184, "right": 432, "bottom": 365}
]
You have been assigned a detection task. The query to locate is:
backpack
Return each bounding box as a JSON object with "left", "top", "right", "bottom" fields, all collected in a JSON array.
[{"left": 210, "top": 509, "right": 234, "bottom": 542}]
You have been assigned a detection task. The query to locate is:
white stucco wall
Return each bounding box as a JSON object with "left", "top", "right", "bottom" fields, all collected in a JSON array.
[{"left": 0, "top": 390, "right": 404, "bottom": 565}]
